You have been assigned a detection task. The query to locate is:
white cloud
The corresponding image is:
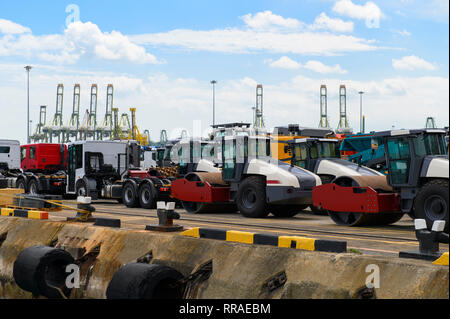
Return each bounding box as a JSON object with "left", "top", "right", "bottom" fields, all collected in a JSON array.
[
  {"left": 0, "top": 19, "right": 31, "bottom": 34},
  {"left": 333, "top": 0, "right": 385, "bottom": 28},
  {"left": 310, "top": 13, "right": 354, "bottom": 33},
  {"left": 303, "top": 60, "right": 348, "bottom": 74},
  {"left": 392, "top": 55, "right": 436, "bottom": 71},
  {"left": 268, "top": 57, "right": 348, "bottom": 74},
  {"left": 131, "top": 29, "right": 377, "bottom": 56},
  {"left": 269, "top": 56, "right": 301, "bottom": 69},
  {"left": 240, "top": 10, "right": 303, "bottom": 30},
  {"left": 0, "top": 20, "right": 160, "bottom": 64},
  {"left": 130, "top": 10, "right": 380, "bottom": 56},
  {"left": 392, "top": 29, "right": 411, "bottom": 37}
]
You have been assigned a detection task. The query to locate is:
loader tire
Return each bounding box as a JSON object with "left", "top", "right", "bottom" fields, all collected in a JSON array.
[
  {"left": 236, "top": 176, "right": 269, "bottom": 218},
  {"left": 414, "top": 179, "right": 449, "bottom": 233},
  {"left": 106, "top": 263, "right": 184, "bottom": 299}
]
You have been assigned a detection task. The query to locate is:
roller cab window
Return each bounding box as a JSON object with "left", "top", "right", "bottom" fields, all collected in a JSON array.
[
  {"left": 413, "top": 133, "right": 447, "bottom": 156},
  {"left": 310, "top": 141, "right": 340, "bottom": 159},
  {"left": 293, "top": 144, "right": 307, "bottom": 168},
  {"left": 386, "top": 137, "right": 411, "bottom": 185}
]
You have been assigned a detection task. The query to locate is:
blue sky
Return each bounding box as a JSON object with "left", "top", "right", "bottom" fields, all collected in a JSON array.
[{"left": 0, "top": 0, "right": 448, "bottom": 143}]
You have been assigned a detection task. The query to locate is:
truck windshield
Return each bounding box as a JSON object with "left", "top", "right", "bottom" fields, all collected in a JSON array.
[
  {"left": 413, "top": 134, "right": 448, "bottom": 156},
  {"left": 310, "top": 142, "right": 340, "bottom": 158},
  {"left": 157, "top": 149, "right": 165, "bottom": 161}
]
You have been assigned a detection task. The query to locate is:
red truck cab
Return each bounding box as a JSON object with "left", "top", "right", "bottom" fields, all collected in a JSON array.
[{"left": 21, "top": 144, "right": 67, "bottom": 173}]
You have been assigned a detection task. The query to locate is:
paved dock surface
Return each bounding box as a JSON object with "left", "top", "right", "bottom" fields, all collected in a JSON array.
[{"left": 50, "top": 200, "right": 448, "bottom": 258}]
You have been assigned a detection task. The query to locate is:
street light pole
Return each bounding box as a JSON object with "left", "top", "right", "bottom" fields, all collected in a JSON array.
[
  {"left": 25, "top": 66, "right": 32, "bottom": 144},
  {"left": 358, "top": 91, "right": 364, "bottom": 134},
  {"left": 210, "top": 80, "right": 217, "bottom": 126}
]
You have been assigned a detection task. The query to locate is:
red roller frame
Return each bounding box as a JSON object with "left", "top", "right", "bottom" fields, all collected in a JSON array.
[
  {"left": 171, "top": 178, "right": 230, "bottom": 203},
  {"left": 312, "top": 183, "right": 400, "bottom": 213}
]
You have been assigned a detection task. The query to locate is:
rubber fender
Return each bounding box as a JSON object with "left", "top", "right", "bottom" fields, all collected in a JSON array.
[
  {"left": 106, "top": 263, "right": 184, "bottom": 299},
  {"left": 13, "top": 245, "right": 75, "bottom": 299}
]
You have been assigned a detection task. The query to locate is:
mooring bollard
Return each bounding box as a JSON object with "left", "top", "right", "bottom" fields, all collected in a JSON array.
[
  {"left": 399, "top": 219, "right": 449, "bottom": 261},
  {"left": 145, "top": 201, "right": 183, "bottom": 232},
  {"left": 67, "top": 196, "right": 96, "bottom": 222}
]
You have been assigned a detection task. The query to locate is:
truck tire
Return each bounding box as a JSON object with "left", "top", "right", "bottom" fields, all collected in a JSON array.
[
  {"left": 123, "top": 183, "right": 139, "bottom": 208},
  {"left": 28, "top": 179, "right": 40, "bottom": 195},
  {"left": 13, "top": 245, "right": 75, "bottom": 299},
  {"left": 106, "top": 263, "right": 184, "bottom": 299},
  {"left": 139, "top": 183, "right": 156, "bottom": 209},
  {"left": 236, "top": 176, "right": 269, "bottom": 218},
  {"left": 16, "top": 178, "right": 27, "bottom": 192},
  {"left": 414, "top": 179, "right": 449, "bottom": 233}
]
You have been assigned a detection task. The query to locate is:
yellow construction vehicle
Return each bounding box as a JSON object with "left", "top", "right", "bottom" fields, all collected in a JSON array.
[{"left": 271, "top": 124, "right": 336, "bottom": 163}]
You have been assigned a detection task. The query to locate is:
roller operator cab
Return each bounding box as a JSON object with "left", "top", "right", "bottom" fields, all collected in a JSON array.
[
  {"left": 171, "top": 134, "right": 321, "bottom": 218},
  {"left": 375, "top": 129, "right": 449, "bottom": 231},
  {"left": 169, "top": 138, "right": 219, "bottom": 177}
]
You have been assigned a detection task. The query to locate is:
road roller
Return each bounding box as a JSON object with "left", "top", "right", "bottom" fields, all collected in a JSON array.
[
  {"left": 313, "top": 129, "right": 449, "bottom": 231},
  {"left": 171, "top": 134, "right": 321, "bottom": 218},
  {"left": 271, "top": 125, "right": 384, "bottom": 215},
  {"left": 281, "top": 135, "right": 388, "bottom": 215}
]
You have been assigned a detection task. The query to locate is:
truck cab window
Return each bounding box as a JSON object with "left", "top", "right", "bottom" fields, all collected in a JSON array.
[
  {"left": 21, "top": 147, "right": 26, "bottom": 161},
  {"left": 29, "top": 147, "right": 36, "bottom": 159}
]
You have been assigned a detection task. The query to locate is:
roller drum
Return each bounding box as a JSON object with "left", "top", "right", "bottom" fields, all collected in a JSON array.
[
  {"left": 181, "top": 172, "right": 236, "bottom": 214},
  {"left": 327, "top": 175, "right": 403, "bottom": 226}
]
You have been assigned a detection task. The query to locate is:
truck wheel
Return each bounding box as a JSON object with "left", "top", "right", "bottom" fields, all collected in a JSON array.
[
  {"left": 414, "top": 179, "right": 449, "bottom": 233},
  {"left": 123, "top": 183, "right": 139, "bottom": 208},
  {"left": 76, "top": 180, "right": 88, "bottom": 197},
  {"left": 28, "top": 179, "right": 40, "bottom": 195},
  {"left": 236, "top": 176, "right": 269, "bottom": 218},
  {"left": 16, "top": 178, "right": 27, "bottom": 192},
  {"left": 106, "top": 263, "right": 184, "bottom": 299},
  {"left": 270, "top": 205, "right": 305, "bottom": 218},
  {"left": 139, "top": 183, "right": 156, "bottom": 209}
]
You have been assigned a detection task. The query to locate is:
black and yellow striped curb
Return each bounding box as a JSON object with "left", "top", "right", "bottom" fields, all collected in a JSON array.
[
  {"left": 433, "top": 252, "right": 449, "bottom": 266},
  {"left": 180, "top": 228, "right": 347, "bottom": 253},
  {"left": 1, "top": 207, "right": 48, "bottom": 220}
]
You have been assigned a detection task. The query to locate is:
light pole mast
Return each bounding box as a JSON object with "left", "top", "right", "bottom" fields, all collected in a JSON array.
[
  {"left": 358, "top": 91, "right": 364, "bottom": 134},
  {"left": 210, "top": 80, "right": 217, "bottom": 126},
  {"left": 25, "top": 66, "right": 32, "bottom": 144}
]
